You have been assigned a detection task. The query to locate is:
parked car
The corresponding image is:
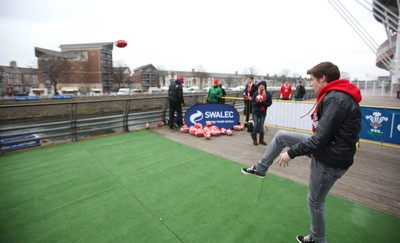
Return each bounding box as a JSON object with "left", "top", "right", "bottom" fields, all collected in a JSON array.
[
  {"left": 89, "top": 88, "right": 103, "bottom": 96},
  {"left": 229, "top": 85, "right": 245, "bottom": 91},
  {"left": 188, "top": 86, "right": 200, "bottom": 93},
  {"left": 160, "top": 86, "right": 169, "bottom": 92},
  {"left": 117, "top": 88, "right": 131, "bottom": 95},
  {"left": 117, "top": 88, "right": 141, "bottom": 95},
  {"left": 202, "top": 87, "right": 210, "bottom": 92},
  {"left": 148, "top": 87, "right": 162, "bottom": 94}
]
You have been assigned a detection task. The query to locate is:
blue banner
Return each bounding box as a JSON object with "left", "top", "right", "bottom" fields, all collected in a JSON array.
[
  {"left": 52, "top": 95, "right": 73, "bottom": 99},
  {"left": 14, "top": 96, "right": 39, "bottom": 101},
  {"left": 184, "top": 104, "right": 239, "bottom": 129},
  {"left": 360, "top": 107, "right": 400, "bottom": 145},
  {"left": 1, "top": 134, "right": 42, "bottom": 152}
]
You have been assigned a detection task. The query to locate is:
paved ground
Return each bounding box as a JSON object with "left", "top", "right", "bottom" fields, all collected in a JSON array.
[
  {"left": 152, "top": 125, "right": 400, "bottom": 217},
  {"left": 360, "top": 95, "right": 399, "bottom": 107}
]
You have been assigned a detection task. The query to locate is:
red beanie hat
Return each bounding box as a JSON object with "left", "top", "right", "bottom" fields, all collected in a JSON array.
[
  {"left": 214, "top": 79, "right": 219, "bottom": 85},
  {"left": 178, "top": 76, "right": 184, "bottom": 83}
]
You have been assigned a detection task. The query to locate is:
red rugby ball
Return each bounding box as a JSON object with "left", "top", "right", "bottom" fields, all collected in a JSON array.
[
  {"left": 256, "top": 95, "right": 264, "bottom": 103},
  {"left": 115, "top": 40, "right": 128, "bottom": 48}
]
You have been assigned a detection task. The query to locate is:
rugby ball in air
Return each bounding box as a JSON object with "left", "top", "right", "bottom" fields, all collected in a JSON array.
[{"left": 115, "top": 40, "right": 128, "bottom": 48}]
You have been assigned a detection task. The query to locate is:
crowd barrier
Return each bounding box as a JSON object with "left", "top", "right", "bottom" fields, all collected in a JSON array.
[
  {"left": 1, "top": 96, "right": 398, "bottom": 153},
  {"left": 265, "top": 100, "right": 400, "bottom": 146}
]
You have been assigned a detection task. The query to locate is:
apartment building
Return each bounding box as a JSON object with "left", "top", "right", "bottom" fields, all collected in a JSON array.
[
  {"left": 35, "top": 42, "right": 115, "bottom": 94},
  {"left": 0, "top": 61, "right": 39, "bottom": 96}
]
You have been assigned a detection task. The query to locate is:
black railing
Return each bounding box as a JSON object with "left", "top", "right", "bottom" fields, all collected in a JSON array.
[
  {"left": 0, "top": 94, "right": 218, "bottom": 152},
  {"left": 0, "top": 90, "right": 315, "bottom": 153},
  {"left": 0, "top": 98, "right": 161, "bottom": 148}
]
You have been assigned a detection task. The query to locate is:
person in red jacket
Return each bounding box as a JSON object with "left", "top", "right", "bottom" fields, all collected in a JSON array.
[{"left": 280, "top": 80, "right": 292, "bottom": 100}]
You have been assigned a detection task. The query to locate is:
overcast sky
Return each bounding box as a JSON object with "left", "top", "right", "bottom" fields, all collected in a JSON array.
[{"left": 0, "top": 0, "right": 390, "bottom": 80}]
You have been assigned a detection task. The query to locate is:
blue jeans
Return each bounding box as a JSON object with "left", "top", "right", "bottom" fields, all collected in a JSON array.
[
  {"left": 255, "top": 130, "right": 310, "bottom": 172},
  {"left": 308, "top": 158, "right": 347, "bottom": 243},
  {"left": 255, "top": 130, "right": 347, "bottom": 243},
  {"left": 251, "top": 113, "right": 266, "bottom": 134}
]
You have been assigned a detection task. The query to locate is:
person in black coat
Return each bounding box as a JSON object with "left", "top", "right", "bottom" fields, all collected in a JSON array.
[
  {"left": 243, "top": 76, "right": 258, "bottom": 121},
  {"left": 168, "top": 76, "right": 185, "bottom": 129},
  {"left": 218, "top": 82, "right": 226, "bottom": 103},
  {"left": 295, "top": 81, "right": 306, "bottom": 101}
]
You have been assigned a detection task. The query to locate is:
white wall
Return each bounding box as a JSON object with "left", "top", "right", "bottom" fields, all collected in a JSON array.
[{"left": 265, "top": 101, "right": 315, "bottom": 131}]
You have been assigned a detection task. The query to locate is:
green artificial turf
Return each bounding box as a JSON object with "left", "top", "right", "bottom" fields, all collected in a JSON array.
[{"left": 0, "top": 130, "right": 399, "bottom": 242}]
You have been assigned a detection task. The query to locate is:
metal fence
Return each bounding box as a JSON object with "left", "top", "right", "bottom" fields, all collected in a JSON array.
[
  {"left": 0, "top": 93, "right": 243, "bottom": 152},
  {"left": 0, "top": 89, "right": 319, "bottom": 153}
]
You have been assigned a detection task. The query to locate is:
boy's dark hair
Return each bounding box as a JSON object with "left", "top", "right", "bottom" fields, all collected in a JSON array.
[
  {"left": 307, "top": 62, "right": 340, "bottom": 83},
  {"left": 248, "top": 76, "right": 254, "bottom": 80}
]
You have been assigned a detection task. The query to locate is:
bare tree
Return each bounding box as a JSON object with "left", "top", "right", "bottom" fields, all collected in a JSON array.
[
  {"left": 27, "top": 61, "right": 38, "bottom": 69},
  {"left": 113, "top": 62, "right": 130, "bottom": 91},
  {"left": 273, "top": 74, "right": 279, "bottom": 86},
  {"left": 280, "top": 69, "right": 290, "bottom": 78},
  {"left": 243, "top": 66, "right": 258, "bottom": 76},
  {"left": 225, "top": 76, "right": 234, "bottom": 88},
  {"left": 292, "top": 72, "right": 300, "bottom": 79},
  {"left": 25, "top": 63, "right": 39, "bottom": 89},
  {"left": 192, "top": 65, "right": 210, "bottom": 88},
  {"left": 156, "top": 65, "right": 165, "bottom": 70},
  {"left": 79, "top": 61, "right": 89, "bottom": 94},
  {"left": 341, "top": 71, "right": 351, "bottom": 80},
  {"left": 41, "top": 56, "right": 71, "bottom": 95}
]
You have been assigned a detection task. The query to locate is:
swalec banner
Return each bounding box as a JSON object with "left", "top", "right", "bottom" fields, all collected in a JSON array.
[{"left": 184, "top": 104, "right": 239, "bottom": 129}]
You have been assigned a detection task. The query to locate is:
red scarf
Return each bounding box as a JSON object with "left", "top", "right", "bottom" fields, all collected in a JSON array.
[
  {"left": 247, "top": 84, "right": 252, "bottom": 96},
  {"left": 302, "top": 79, "right": 362, "bottom": 132}
]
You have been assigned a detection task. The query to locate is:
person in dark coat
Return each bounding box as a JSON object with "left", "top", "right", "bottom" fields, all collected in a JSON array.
[
  {"left": 168, "top": 76, "right": 185, "bottom": 129},
  {"left": 218, "top": 82, "right": 226, "bottom": 103},
  {"left": 295, "top": 81, "right": 306, "bottom": 101},
  {"left": 250, "top": 80, "right": 272, "bottom": 145},
  {"left": 243, "top": 76, "right": 258, "bottom": 122}
]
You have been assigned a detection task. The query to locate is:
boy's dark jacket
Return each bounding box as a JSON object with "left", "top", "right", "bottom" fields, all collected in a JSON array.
[{"left": 287, "top": 79, "right": 362, "bottom": 169}]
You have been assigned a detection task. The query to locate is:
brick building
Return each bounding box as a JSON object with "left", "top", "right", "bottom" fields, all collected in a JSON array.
[
  {"left": 0, "top": 61, "right": 39, "bottom": 96},
  {"left": 35, "top": 42, "right": 114, "bottom": 94},
  {"left": 133, "top": 64, "right": 159, "bottom": 90}
]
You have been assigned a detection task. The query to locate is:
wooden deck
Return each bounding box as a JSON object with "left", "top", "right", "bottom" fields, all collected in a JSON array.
[{"left": 152, "top": 126, "right": 400, "bottom": 217}]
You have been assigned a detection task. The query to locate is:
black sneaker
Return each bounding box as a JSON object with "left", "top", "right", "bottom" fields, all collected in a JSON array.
[
  {"left": 296, "top": 235, "right": 315, "bottom": 243},
  {"left": 241, "top": 165, "right": 266, "bottom": 179}
]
